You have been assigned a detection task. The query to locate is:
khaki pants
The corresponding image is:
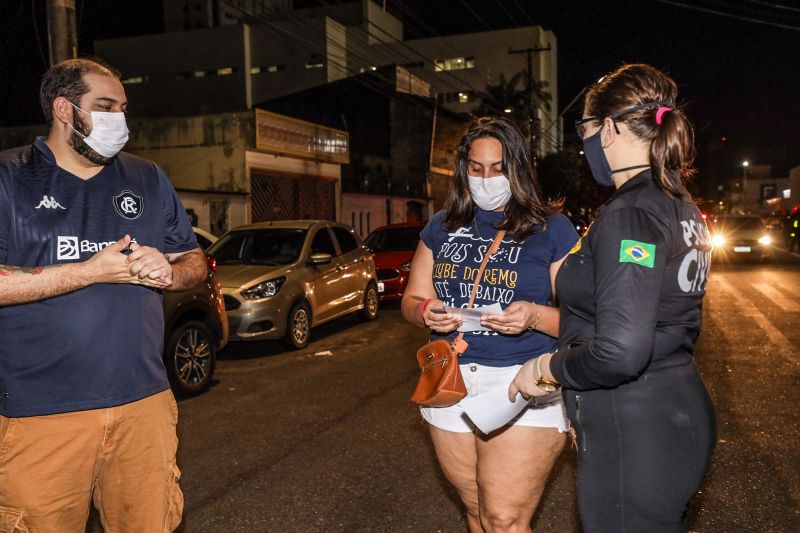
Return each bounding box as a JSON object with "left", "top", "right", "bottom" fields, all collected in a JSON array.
[{"left": 0, "top": 390, "right": 183, "bottom": 533}]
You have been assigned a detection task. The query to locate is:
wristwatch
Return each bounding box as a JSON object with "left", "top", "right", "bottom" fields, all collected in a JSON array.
[{"left": 534, "top": 355, "right": 560, "bottom": 393}]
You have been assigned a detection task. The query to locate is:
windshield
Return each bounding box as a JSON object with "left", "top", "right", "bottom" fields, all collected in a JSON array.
[
  {"left": 208, "top": 229, "right": 308, "bottom": 266},
  {"left": 365, "top": 227, "right": 421, "bottom": 252},
  {"left": 713, "top": 217, "right": 764, "bottom": 232}
]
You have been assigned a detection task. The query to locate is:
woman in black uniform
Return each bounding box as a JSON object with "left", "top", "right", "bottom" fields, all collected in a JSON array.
[{"left": 509, "top": 64, "right": 716, "bottom": 532}]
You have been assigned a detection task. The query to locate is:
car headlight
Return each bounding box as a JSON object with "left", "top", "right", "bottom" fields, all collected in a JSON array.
[
  {"left": 400, "top": 260, "right": 412, "bottom": 271},
  {"left": 758, "top": 235, "right": 772, "bottom": 246},
  {"left": 241, "top": 276, "right": 286, "bottom": 300},
  {"left": 711, "top": 234, "right": 726, "bottom": 248}
]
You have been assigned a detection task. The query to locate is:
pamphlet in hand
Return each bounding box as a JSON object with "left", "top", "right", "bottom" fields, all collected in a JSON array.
[
  {"left": 446, "top": 302, "right": 504, "bottom": 332},
  {"left": 460, "top": 380, "right": 529, "bottom": 434}
]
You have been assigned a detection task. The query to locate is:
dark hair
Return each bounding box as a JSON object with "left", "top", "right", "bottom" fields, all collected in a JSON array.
[
  {"left": 584, "top": 63, "right": 695, "bottom": 199},
  {"left": 40, "top": 58, "right": 121, "bottom": 127},
  {"left": 444, "top": 116, "right": 562, "bottom": 240}
]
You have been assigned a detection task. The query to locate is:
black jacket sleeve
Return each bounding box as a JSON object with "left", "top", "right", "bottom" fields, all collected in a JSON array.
[{"left": 551, "top": 207, "right": 671, "bottom": 389}]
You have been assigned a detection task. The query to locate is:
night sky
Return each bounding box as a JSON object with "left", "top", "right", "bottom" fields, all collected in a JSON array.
[{"left": 2, "top": 0, "right": 799, "bottom": 192}]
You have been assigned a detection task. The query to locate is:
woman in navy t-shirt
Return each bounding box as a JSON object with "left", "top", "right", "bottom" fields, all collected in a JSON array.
[{"left": 401, "top": 117, "right": 578, "bottom": 531}]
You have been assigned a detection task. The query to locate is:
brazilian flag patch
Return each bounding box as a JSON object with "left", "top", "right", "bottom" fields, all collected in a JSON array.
[{"left": 619, "top": 240, "right": 656, "bottom": 268}]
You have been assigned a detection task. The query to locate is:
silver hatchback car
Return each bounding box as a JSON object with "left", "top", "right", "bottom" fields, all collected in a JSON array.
[{"left": 207, "top": 220, "right": 379, "bottom": 348}]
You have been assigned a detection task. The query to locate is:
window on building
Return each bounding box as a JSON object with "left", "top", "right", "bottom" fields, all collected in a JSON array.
[
  {"left": 194, "top": 70, "right": 206, "bottom": 77},
  {"left": 305, "top": 62, "right": 324, "bottom": 69},
  {"left": 217, "top": 67, "right": 234, "bottom": 76},
  {"left": 268, "top": 64, "right": 285, "bottom": 72},
  {"left": 434, "top": 56, "right": 476, "bottom": 72},
  {"left": 122, "top": 77, "right": 144, "bottom": 85},
  {"left": 251, "top": 67, "right": 261, "bottom": 74}
]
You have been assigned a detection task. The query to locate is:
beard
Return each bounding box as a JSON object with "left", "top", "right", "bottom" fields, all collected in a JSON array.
[{"left": 68, "top": 113, "right": 115, "bottom": 166}]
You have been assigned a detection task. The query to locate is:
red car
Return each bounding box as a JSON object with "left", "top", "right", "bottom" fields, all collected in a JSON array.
[{"left": 364, "top": 222, "right": 426, "bottom": 300}]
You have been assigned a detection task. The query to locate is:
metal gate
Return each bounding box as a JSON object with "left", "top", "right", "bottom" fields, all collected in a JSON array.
[{"left": 251, "top": 173, "right": 335, "bottom": 222}]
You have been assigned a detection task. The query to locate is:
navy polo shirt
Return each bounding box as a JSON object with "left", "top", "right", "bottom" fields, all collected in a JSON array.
[
  {"left": 0, "top": 137, "right": 198, "bottom": 417},
  {"left": 420, "top": 209, "right": 579, "bottom": 366}
]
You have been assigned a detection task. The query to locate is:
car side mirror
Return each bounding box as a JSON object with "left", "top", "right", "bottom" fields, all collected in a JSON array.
[{"left": 308, "top": 253, "right": 332, "bottom": 265}]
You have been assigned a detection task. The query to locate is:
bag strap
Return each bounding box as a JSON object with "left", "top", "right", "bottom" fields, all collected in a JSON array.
[{"left": 452, "top": 229, "right": 507, "bottom": 352}]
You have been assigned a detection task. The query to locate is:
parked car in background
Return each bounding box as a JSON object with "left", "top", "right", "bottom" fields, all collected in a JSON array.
[
  {"left": 364, "top": 222, "right": 425, "bottom": 300},
  {"left": 709, "top": 214, "right": 773, "bottom": 262},
  {"left": 162, "top": 247, "right": 228, "bottom": 395},
  {"left": 208, "top": 220, "right": 378, "bottom": 349},
  {"left": 193, "top": 227, "right": 218, "bottom": 249}
]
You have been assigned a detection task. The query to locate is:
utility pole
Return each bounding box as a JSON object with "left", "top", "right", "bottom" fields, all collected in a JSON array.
[
  {"left": 507, "top": 45, "right": 551, "bottom": 164},
  {"left": 47, "top": 0, "right": 78, "bottom": 66}
]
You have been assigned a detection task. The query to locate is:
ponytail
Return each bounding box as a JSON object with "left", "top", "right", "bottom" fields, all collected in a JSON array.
[{"left": 649, "top": 106, "right": 695, "bottom": 200}]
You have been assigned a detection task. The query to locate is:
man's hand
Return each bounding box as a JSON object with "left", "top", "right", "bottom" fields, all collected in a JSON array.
[
  {"left": 126, "top": 241, "right": 173, "bottom": 289},
  {"left": 82, "top": 235, "right": 144, "bottom": 284}
]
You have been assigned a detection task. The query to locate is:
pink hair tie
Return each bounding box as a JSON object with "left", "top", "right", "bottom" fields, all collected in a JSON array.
[{"left": 655, "top": 106, "right": 673, "bottom": 125}]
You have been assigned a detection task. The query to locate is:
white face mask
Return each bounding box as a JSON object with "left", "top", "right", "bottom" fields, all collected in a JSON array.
[
  {"left": 70, "top": 103, "right": 130, "bottom": 158},
  {"left": 468, "top": 175, "right": 512, "bottom": 211}
]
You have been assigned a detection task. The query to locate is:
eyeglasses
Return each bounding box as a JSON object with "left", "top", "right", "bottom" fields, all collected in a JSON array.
[{"left": 574, "top": 116, "right": 599, "bottom": 141}]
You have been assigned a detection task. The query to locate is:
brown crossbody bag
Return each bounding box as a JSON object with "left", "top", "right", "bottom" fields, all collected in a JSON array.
[{"left": 411, "top": 230, "right": 507, "bottom": 407}]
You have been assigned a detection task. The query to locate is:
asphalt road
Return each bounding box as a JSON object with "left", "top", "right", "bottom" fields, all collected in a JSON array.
[{"left": 88, "top": 250, "right": 800, "bottom": 532}]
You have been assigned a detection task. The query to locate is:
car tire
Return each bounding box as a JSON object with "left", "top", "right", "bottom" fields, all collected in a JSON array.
[
  {"left": 283, "top": 301, "right": 311, "bottom": 350},
  {"left": 165, "top": 320, "right": 216, "bottom": 396},
  {"left": 359, "top": 282, "right": 379, "bottom": 322}
]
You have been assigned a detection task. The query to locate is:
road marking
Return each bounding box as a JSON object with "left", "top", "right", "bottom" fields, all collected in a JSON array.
[
  {"left": 713, "top": 277, "right": 798, "bottom": 358},
  {"left": 752, "top": 282, "right": 800, "bottom": 312}
]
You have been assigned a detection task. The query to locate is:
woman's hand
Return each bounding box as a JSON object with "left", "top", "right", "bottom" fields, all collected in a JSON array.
[
  {"left": 481, "top": 301, "right": 539, "bottom": 335},
  {"left": 423, "top": 300, "right": 463, "bottom": 334},
  {"left": 508, "top": 356, "right": 553, "bottom": 401}
]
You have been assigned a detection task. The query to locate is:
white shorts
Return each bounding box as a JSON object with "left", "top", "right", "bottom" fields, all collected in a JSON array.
[{"left": 420, "top": 362, "right": 568, "bottom": 434}]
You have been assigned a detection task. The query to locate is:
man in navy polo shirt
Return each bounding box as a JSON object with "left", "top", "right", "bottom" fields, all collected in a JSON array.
[{"left": 0, "top": 58, "right": 206, "bottom": 532}]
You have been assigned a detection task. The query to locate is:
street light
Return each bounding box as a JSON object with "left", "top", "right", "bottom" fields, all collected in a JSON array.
[{"left": 742, "top": 160, "right": 749, "bottom": 213}]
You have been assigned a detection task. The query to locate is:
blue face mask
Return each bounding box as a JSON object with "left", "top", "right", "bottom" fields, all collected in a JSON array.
[
  {"left": 581, "top": 126, "right": 650, "bottom": 187},
  {"left": 582, "top": 127, "right": 614, "bottom": 187}
]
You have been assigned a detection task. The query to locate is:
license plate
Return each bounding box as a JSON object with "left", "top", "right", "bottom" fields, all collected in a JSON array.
[
  {"left": 377, "top": 281, "right": 385, "bottom": 293},
  {"left": 734, "top": 246, "right": 751, "bottom": 253}
]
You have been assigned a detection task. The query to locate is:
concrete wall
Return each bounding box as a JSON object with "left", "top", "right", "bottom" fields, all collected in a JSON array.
[
  {"left": 180, "top": 191, "right": 249, "bottom": 235},
  {"left": 126, "top": 112, "right": 254, "bottom": 193}
]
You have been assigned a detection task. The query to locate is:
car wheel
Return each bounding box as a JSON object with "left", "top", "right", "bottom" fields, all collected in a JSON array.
[
  {"left": 165, "top": 320, "right": 216, "bottom": 395},
  {"left": 359, "top": 283, "right": 379, "bottom": 322},
  {"left": 284, "top": 301, "right": 311, "bottom": 349}
]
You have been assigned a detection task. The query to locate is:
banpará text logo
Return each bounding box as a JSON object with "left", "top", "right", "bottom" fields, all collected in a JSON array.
[
  {"left": 56, "top": 236, "right": 122, "bottom": 261},
  {"left": 35, "top": 195, "right": 66, "bottom": 210},
  {"left": 113, "top": 190, "right": 144, "bottom": 220}
]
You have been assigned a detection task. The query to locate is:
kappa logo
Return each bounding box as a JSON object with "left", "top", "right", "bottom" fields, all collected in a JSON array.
[
  {"left": 57, "top": 236, "right": 79, "bottom": 260},
  {"left": 113, "top": 190, "right": 144, "bottom": 220},
  {"left": 35, "top": 195, "right": 66, "bottom": 210}
]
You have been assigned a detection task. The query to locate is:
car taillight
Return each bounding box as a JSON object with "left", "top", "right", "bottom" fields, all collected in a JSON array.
[{"left": 206, "top": 255, "right": 217, "bottom": 272}]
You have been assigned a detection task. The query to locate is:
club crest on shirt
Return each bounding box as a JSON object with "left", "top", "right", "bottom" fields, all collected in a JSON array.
[
  {"left": 619, "top": 239, "right": 656, "bottom": 268},
  {"left": 113, "top": 190, "right": 144, "bottom": 220}
]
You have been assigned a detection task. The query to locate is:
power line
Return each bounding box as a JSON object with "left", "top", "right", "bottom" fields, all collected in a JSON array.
[
  {"left": 654, "top": 0, "right": 800, "bottom": 31},
  {"left": 740, "top": 0, "right": 800, "bottom": 14}
]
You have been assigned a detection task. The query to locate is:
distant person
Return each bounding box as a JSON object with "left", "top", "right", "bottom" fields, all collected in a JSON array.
[
  {"left": 0, "top": 58, "right": 205, "bottom": 531},
  {"left": 401, "top": 116, "right": 578, "bottom": 531},
  {"left": 518, "top": 64, "right": 717, "bottom": 532},
  {"left": 788, "top": 210, "right": 800, "bottom": 253}
]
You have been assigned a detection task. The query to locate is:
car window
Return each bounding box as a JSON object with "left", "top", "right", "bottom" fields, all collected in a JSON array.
[
  {"left": 332, "top": 227, "right": 359, "bottom": 254},
  {"left": 208, "top": 229, "right": 307, "bottom": 265},
  {"left": 311, "top": 228, "right": 336, "bottom": 256},
  {"left": 714, "top": 217, "right": 763, "bottom": 232},
  {"left": 194, "top": 233, "right": 214, "bottom": 250},
  {"left": 364, "top": 227, "right": 421, "bottom": 252}
]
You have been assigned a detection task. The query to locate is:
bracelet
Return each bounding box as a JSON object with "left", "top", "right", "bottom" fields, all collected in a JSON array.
[
  {"left": 419, "top": 298, "right": 432, "bottom": 319},
  {"left": 527, "top": 309, "right": 542, "bottom": 331},
  {"left": 533, "top": 353, "right": 560, "bottom": 392}
]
